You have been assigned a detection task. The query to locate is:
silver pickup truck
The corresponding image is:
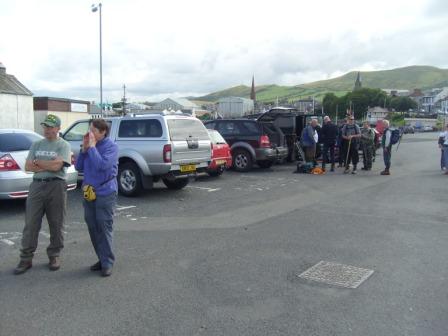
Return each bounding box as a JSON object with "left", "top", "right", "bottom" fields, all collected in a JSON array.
[{"left": 62, "top": 112, "right": 211, "bottom": 196}]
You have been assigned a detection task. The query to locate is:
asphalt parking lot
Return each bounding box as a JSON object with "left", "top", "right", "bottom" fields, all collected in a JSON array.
[{"left": 1, "top": 133, "right": 447, "bottom": 336}]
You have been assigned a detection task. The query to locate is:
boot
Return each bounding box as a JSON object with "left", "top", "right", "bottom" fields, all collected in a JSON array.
[
  {"left": 380, "top": 169, "right": 390, "bottom": 175},
  {"left": 49, "top": 256, "right": 61, "bottom": 271},
  {"left": 14, "top": 260, "right": 32, "bottom": 275}
]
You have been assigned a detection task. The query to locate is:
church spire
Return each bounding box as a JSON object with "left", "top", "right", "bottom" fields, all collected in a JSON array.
[{"left": 250, "top": 75, "right": 256, "bottom": 101}]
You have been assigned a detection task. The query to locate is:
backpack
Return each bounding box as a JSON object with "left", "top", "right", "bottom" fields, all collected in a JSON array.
[{"left": 390, "top": 129, "right": 401, "bottom": 145}]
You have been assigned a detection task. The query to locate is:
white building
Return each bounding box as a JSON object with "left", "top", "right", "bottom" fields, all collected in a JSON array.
[
  {"left": 0, "top": 62, "right": 34, "bottom": 130},
  {"left": 217, "top": 96, "right": 254, "bottom": 118},
  {"left": 367, "top": 106, "right": 389, "bottom": 124},
  {"left": 153, "top": 97, "right": 198, "bottom": 115}
]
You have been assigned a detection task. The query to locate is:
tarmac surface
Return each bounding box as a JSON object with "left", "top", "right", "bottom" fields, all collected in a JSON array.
[{"left": 0, "top": 132, "right": 446, "bottom": 336}]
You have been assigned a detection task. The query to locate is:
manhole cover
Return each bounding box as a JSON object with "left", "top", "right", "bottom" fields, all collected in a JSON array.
[{"left": 297, "top": 261, "right": 374, "bottom": 288}]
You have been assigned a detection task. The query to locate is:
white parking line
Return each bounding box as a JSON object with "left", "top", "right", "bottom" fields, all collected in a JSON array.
[
  {"left": 116, "top": 205, "right": 137, "bottom": 211},
  {"left": 0, "top": 239, "right": 15, "bottom": 246},
  {"left": 187, "top": 186, "right": 221, "bottom": 192}
]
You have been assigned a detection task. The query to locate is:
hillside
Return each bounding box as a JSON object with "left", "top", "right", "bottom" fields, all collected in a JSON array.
[{"left": 196, "top": 66, "right": 448, "bottom": 103}]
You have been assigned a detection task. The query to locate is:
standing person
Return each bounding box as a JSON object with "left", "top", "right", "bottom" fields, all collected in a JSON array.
[
  {"left": 438, "top": 125, "right": 448, "bottom": 174},
  {"left": 300, "top": 119, "right": 318, "bottom": 164},
  {"left": 321, "top": 116, "right": 338, "bottom": 172},
  {"left": 337, "top": 119, "right": 347, "bottom": 167},
  {"left": 14, "top": 114, "right": 71, "bottom": 275},
  {"left": 75, "top": 119, "right": 118, "bottom": 277},
  {"left": 360, "top": 121, "right": 376, "bottom": 170},
  {"left": 380, "top": 119, "right": 392, "bottom": 175},
  {"left": 341, "top": 116, "right": 361, "bottom": 174}
]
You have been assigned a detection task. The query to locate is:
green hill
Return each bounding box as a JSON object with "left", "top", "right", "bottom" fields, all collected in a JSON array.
[{"left": 196, "top": 65, "right": 448, "bottom": 103}]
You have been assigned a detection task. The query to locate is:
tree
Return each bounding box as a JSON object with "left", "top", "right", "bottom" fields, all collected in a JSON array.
[{"left": 389, "top": 96, "right": 417, "bottom": 112}]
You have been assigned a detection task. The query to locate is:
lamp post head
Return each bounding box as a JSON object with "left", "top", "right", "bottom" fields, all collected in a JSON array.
[{"left": 91, "top": 3, "right": 101, "bottom": 12}]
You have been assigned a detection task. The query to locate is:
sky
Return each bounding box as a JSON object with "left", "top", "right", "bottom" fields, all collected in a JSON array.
[{"left": 1, "top": 0, "right": 447, "bottom": 104}]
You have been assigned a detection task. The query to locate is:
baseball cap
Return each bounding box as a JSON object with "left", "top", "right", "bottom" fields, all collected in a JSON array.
[{"left": 41, "top": 114, "right": 61, "bottom": 128}]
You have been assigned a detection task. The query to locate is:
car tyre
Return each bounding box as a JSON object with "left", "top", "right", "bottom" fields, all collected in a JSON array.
[
  {"left": 232, "top": 148, "right": 252, "bottom": 172},
  {"left": 118, "top": 162, "right": 142, "bottom": 197},
  {"left": 162, "top": 178, "right": 189, "bottom": 190},
  {"left": 257, "top": 160, "right": 273, "bottom": 169}
]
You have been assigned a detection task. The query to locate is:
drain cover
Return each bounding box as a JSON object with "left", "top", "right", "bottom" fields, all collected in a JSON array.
[{"left": 297, "top": 261, "right": 374, "bottom": 288}]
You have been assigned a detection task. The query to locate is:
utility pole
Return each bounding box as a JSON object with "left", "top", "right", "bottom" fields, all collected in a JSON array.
[{"left": 121, "top": 84, "right": 127, "bottom": 116}]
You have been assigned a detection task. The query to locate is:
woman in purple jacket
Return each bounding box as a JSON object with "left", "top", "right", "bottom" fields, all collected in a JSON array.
[{"left": 75, "top": 119, "right": 118, "bottom": 277}]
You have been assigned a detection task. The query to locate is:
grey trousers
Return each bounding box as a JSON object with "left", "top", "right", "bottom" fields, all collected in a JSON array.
[
  {"left": 83, "top": 192, "right": 117, "bottom": 268},
  {"left": 20, "top": 180, "right": 67, "bottom": 261}
]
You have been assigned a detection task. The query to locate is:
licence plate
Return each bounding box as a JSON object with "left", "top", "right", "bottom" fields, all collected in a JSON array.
[
  {"left": 215, "top": 159, "right": 226, "bottom": 165},
  {"left": 180, "top": 164, "right": 196, "bottom": 173}
]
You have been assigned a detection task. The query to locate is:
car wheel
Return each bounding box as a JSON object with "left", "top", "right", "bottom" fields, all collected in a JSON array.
[
  {"left": 257, "top": 160, "right": 273, "bottom": 168},
  {"left": 118, "top": 162, "right": 142, "bottom": 197},
  {"left": 162, "top": 178, "right": 189, "bottom": 190},
  {"left": 232, "top": 148, "right": 253, "bottom": 172}
]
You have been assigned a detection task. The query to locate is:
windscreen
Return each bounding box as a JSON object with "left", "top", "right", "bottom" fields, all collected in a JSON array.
[
  {"left": 167, "top": 119, "right": 209, "bottom": 141},
  {"left": 0, "top": 133, "right": 42, "bottom": 152}
]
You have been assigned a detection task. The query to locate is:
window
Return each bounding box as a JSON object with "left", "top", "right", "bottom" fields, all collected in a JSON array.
[
  {"left": 118, "top": 119, "right": 163, "bottom": 138},
  {"left": 0, "top": 133, "right": 42, "bottom": 152},
  {"left": 217, "top": 121, "right": 242, "bottom": 136},
  {"left": 241, "top": 121, "right": 260, "bottom": 135},
  {"left": 167, "top": 119, "right": 209, "bottom": 140},
  {"left": 63, "top": 121, "right": 90, "bottom": 141},
  {"left": 204, "top": 121, "right": 215, "bottom": 130}
]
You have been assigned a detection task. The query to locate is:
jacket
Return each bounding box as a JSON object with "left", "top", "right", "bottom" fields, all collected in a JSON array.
[{"left": 321, "top": 122, "right": 339, "bottom": 145}]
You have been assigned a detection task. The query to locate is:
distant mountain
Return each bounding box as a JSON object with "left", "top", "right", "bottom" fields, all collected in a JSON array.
[{"left": 195, "top": 66, "right": 448, "bottom": 103}]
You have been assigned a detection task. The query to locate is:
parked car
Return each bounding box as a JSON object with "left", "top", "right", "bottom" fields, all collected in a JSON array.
[
  {"left": 402, "top": 126, "right": 415, "bottom": 134},
  {"left": 423, "top": 125, "right": 434, "bottom": 132},
  {"left": 62, "top": 112, "right": 212, "bottom": 196},
  {"left": 0, "top": 129, "right": 77, "bottom": 199},
  {"left": 207, "top": 129, "right": 232, "bottom": 176},
  {"left": 204, "top": 119, "right": 288, "bottom": 172}
]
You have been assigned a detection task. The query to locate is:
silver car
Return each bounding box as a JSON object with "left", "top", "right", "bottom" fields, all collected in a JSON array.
[{"left": 0, "top": 129, "right": 78, "bottom": 199}]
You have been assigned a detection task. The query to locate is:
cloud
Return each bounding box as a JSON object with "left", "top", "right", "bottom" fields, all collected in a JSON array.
[{"left": 1, "top": 0, "right": 447, "bottom": 102}]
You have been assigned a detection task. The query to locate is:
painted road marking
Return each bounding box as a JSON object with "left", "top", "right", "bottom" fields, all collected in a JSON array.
[
  {"left": 116, "top": 205, "right": 137, "bottom": 211},
  {"left": 187, "top": 186, "right": 221, "bottom": 192},
  {"left": 0, "top": 239, "right": 14, "bottom": 246}
]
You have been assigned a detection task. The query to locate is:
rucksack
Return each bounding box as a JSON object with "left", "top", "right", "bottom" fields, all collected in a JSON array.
[{"left": 390, "top": 129, "right": 401, "bottom": 145}]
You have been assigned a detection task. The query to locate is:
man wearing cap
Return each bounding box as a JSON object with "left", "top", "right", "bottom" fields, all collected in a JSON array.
[{"left": 14, "top": 114, "right": 72, "bottom": 275}]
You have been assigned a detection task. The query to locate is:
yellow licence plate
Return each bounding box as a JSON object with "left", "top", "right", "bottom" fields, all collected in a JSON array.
[
  {"left": 215, "top": 159, "right": 226, "bottom": 165},
  {"left": 180, "top": 164, "right": 196, "bottom": 173}
]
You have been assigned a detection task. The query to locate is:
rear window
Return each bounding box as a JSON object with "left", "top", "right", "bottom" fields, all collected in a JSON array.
[
  {"left": 0, "top": 132, "right": 42, "bottom": 152},
  {"left": 208, "top": 130, "right": 226, "bottom": 144},
  {"left": 167, "top": 119, "right": 209, "bottom": 141},
  {"left": 118, "top": 119, "right": 163, "bottom": 138}
]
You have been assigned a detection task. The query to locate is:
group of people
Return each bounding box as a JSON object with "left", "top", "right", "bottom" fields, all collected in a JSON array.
[
  {"left": 14, "top": 115, "right": 119, "bottom": 277},
  {"left": 438, "top": 124, "right": 448, "bottom": 174},
  {"left": 301, "top": 116, "right": 393, "bottom": 175}
]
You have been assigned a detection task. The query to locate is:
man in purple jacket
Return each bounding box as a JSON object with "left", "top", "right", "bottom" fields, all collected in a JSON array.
[{"left": 75, "top": 119, "right": 118, "bottom": 277}]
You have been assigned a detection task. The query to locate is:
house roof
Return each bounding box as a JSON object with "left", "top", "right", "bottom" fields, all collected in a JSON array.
[
  {"left": 0, "top": 63, "right": 33, "bottom": 96},
  {"left": 155, "top": 97, "right": 198, "bottom": 109}
]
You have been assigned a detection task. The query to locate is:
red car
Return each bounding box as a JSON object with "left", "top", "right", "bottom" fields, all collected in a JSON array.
[{"left": 207, "top": 129, "right": 232, "bottom": 176}]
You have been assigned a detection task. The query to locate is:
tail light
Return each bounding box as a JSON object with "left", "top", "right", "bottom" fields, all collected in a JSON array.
[
  {"left": 210, "top": 142, "right": 214, "bottom": 156},
  {"left": 71, "top": 153, "right": 75, "bottom": 165},
  {"left": 259, "top": 135, "right": 271, "bottom": 148},
  {"left": 0, "top": 154, "right": 20, "bottom": 171},
  {"left": 163, "top": 144, "right": 172, "bottom": 163}
]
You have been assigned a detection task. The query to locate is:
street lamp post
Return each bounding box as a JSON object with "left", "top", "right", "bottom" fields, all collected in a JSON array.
[{"left": 91, "top": 3, "right": 103, "bottom": 117}]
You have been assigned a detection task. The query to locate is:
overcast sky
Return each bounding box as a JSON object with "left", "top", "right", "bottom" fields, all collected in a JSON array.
[{"left": 1, "top": 0, "right": 447, "bottom": 103}]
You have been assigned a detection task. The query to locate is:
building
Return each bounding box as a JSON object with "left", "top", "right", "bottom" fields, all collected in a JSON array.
[
  {"left": 433, "top": 87, "right": 448, "bottom": 113},
  {"left": 293, "top": 98, "right": 316, "bottom": 114},
  {"left": 153, "top": 97, "right": 198, "bottom": 115},
  {"left": 0, "top": 62, "right": 34, "bottom": 130},
  {"left": 33, "top": 97, "right": 90, "bottom": 133},
  {"left": 367, "top": 106, "right": 389, "bottom": 124},
  {"left": 216, "top": 96, "right": 254, "bottom": 118}
]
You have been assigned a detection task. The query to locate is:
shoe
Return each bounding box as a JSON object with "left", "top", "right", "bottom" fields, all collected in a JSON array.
[
  {"left": 380, "top": 170, "right": 390, "bottom": 175},
  {"left": 90, "top": 261, "right": 102, "bottom": 271},
  {"left": 352, "top": 170, "right": 357, "bottom": 174},
  {"left": 344, "top": 169, "right": 350, "bottom": 174},
  {"left": 49, "top": 256, "right": 60, "bottom": 271},
  {"left": 101, "top": 266, "right": 113, "bottom": 277},
  {"left": 330, "top": 168, "right": 334, "bottom": 172},
  {"left": 14, "top": 260, "right": 32, "bottom": 275},
  {"left": 361, "top": 167, "right": 367, "bottom": 170}
]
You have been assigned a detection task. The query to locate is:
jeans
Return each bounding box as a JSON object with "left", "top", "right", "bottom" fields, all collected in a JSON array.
[
  {"left": 322, "top": 144, "right": 335, "bottom": 169},
  {"left": 383, "top": 147, "right": 392, "bottom": 170},
  {"left": 83, "top": 192, "right": 117, "bottom": 268}
]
